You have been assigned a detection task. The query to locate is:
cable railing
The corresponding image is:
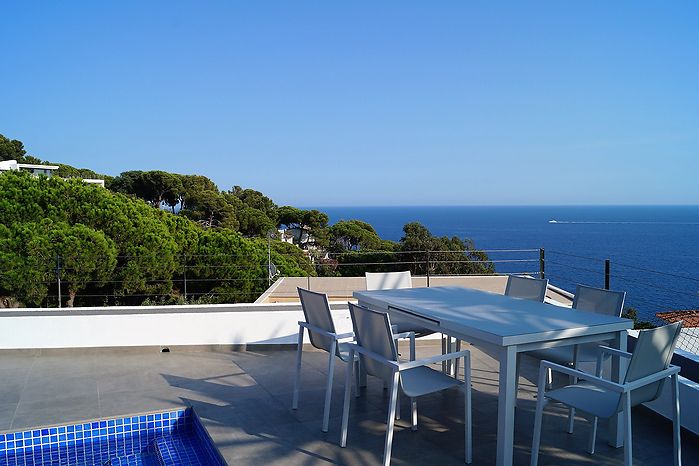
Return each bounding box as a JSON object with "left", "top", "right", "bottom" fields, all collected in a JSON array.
[
  {"left": 2, "top": 247, "right": 698, "bottom": 354},
  {"left": 544, "top": 249, "right": 699, "bottom": 354}
]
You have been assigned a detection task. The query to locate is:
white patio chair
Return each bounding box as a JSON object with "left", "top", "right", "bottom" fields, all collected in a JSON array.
[
  {"left": 523, "top": 285, "right": 626, "bottom": 430},
  {"left": 505, "top": 275, "right": 549, "bottom": 302},
  {"left": 340, "top": 303, "right": 472, "bottom": 465},
  {"left": 531, "top": 321, "right": 683, "bottom": 466},
  {"left": 523, "top": 285, "right": 625, "bottom": 378},
  {"left": 293, "top": 288, "right": 414, "bottom": 432},
  {"left": 367, "top": 271, "right": 457, "bottom": 374}
]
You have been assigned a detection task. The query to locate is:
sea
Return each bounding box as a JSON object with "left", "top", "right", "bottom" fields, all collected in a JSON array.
[{"left": 315, "top": 205, "right": 699, "bottom": 324}]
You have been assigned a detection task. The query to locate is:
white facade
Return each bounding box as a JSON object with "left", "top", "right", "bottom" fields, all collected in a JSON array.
[
  {"left": 0, "top": 159, "right": 104, "bottom": 186},
  {"left": 0, "top": 159, "right": 59, "bottom": 176}
]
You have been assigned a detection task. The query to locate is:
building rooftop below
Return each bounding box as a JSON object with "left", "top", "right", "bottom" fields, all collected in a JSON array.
[
  {"left": 0, "top": 342, "right": 693, "bottom": 465},
  {"left": 657, "top": 310, "right": 699, "bottom": 328},
  {"left": 0, "top": 159, "right": 59, "bottom": 171}
]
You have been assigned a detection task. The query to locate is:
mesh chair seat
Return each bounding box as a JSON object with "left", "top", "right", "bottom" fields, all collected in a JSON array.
[
  {"left": 526, "top": 343, "right": 606, "bottom": 367},
  {"left": 545, "top": 382, "right": 620, "bottom": 419},
  {"left": 400, "top": 365, "right": 463, "bottom": 398}
]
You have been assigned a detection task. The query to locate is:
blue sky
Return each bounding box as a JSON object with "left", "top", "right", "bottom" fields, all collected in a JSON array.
[{"left": 2, "top": 1, "right": 698, "bottom": 206}]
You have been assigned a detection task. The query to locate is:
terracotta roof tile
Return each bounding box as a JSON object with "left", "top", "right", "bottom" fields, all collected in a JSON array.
[{"left": 656, "top": 310, "right": 699, "bottom": 327}]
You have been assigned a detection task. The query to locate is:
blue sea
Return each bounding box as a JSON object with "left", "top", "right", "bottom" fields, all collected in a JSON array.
[{"left": 316, "top": 205, "right": 699, "bottom": 323}]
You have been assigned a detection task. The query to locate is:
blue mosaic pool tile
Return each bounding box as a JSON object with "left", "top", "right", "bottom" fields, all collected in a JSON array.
[
  {"left": 0, "top": 408, "right": 222, "bottom": 466},
  {"left": 191, "top": 414, "right": 225, "bottom": 466},
  {"left": 108, "top": 452, "right": 159, "bottom": 466}
]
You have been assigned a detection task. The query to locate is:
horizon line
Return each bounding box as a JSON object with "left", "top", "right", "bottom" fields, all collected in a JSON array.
[{"left": 300, "top": 204, "right": 699, "bottom": 209}]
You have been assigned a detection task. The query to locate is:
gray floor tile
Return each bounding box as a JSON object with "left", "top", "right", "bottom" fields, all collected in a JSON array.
[
  {"left": 12, "top": 395, "right": 99, "bottom": 430},
  {"left": 0, "top": 346, "right": 696, "bottom": 466},
  {"left": 20, "top": 376, "right": 98, "bottom": 403},
  {"left": 0, "top": 402, "right": 17, "bottom": 431},
  {"left": 98, "top": 388, "right": 184, "bottom": 419}
]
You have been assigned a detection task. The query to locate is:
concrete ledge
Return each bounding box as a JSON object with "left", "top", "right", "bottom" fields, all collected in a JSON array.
[{"left": 0, "top": 303, "right": 354, "bottom": 349}]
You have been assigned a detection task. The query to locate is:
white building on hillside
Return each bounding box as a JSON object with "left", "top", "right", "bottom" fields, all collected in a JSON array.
[
  {"left": 0, "top": 159, "right": 59, "bottom": 176},
  {"left": 0, "top": 160, "right": 104, "bottom": 186}
]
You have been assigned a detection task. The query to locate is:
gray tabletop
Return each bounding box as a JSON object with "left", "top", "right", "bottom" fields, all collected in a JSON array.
[{"left": 354, "top": 286, "right": 633, "bottom": 347}]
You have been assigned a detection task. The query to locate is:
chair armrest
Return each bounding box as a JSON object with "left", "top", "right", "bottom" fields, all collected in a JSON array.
[
  {"left": 541, "top": 360, "right": 624, "bottom": 393},
  {"left": 393, "top": 331, "right": 414, "bottom": 340},
  {"left": 298, "top": 322, "right": 346, "bottom": 341},
  {"left": 624, "top": 365, "right": 681, "bottom": 391},
  {"left": 346, "top": 343, "right": 400, "bottom": 369},
  {"left": 595, "top": 345, "right": 633, "bottom": 377},
  {"left": 398, "top": 350, "right": 470, "bottom": 371},
  {"left": 598, "top": 346, "right": 632, "bottom": 360},
  {"left": 336, "top": 331, "right": 355, "bottom": 340}
]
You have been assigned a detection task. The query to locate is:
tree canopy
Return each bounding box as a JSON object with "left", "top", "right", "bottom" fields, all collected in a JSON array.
[
  {"left": 0, "top": 133, "right": 495, "bottom": 307},
  {"left": 399, "top": 222, "right": 494, "bottom": 276},
  {"left": 0, "top": 134, "right": 28, "bottom": 162},
  {"left": 0, "top": 171, "right": 314, "bottom": 307}
]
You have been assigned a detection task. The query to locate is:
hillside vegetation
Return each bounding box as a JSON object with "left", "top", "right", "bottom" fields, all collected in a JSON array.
[{"left": 0, "top": 133, "right": 493, "bottom": 307}]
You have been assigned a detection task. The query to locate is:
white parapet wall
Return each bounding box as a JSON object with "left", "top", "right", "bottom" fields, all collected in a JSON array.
[
  {"left": 0, "top": 303, "right": 357, "bottom": 349},
  {"left": 644, "top": 346, "right": 699, "bottom": 436}
]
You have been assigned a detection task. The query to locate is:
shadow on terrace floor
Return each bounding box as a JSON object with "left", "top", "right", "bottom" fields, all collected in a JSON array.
[{"left": 0, "top": 343, "right": 695, "bottom": 465}]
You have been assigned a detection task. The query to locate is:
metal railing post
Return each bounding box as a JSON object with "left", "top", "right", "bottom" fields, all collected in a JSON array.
[
  {"left": 56, "top": 254, "right": 62, "bottom": 308},
  {"left": 605, "top": 259, "right": 611, "bottom": 290},
  {"left": 183, "top": 254, "right": 187, "bottom": 301},
  {"left": 426, "top": 250, "right": 431, "bottom": 287},
  {"left": 539, "top": 248, "right": 545, "bottom": 280}
]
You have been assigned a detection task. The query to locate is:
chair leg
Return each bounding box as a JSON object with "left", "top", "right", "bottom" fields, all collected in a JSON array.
[
  {"left": 454, "top": 339, "right": 461, "bottom": 377},
  {"left": 623, "top": 392, "right": 633, "bottom": 466},
  {"left": 409, "top": 332, "right": 416, "bottom": 362},
  {"left": 464, "top": 353, "right": 472, "bottom": 464},
  {"left": 531, "top": 365, "right": 549, "bottom": 466},
  {"left": 515, "top": 353, "right": 521, "bottom": 400},
  {"left": 322, "top": 340, "right": 337, "bottom": 433},
  {"left": 587, "top": 416, "right": 598, "bottom": 454},
  {"left": 292, "top": 326, "right": 304, "bottom": 410},
  {"left": 396, "top": 389, "right": 401, "bottom": 420},
  {"left": 545, "top": 367, "right": 553, "bottom": 389},
  {"left": 567, "top": 407, "right": 576, "bottom": 434},
  {"left": 442, "top": 334, "right": 447, "bottom": 372},
  {"left": 411, "top": 398, "right": 418, "bottom": 431},
  {"left": 354, "top": 359, "right": 361, "bottom": 398},
  {"left": 671, "top": 374, "right": 682, "bottom": 466},
  {"left": 567, "top": 346, "right": 580, "bottom": 434},
  {"left": 340, "top": 349, "right": 355, "bottom": 448},
  {"left": 383, "top": 371, "right": 401, "bottom": 466}
]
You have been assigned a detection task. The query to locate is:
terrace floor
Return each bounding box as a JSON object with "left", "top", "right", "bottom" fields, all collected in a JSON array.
[{"left": 0, "top": 342, "right": 696, "bottom": 465}]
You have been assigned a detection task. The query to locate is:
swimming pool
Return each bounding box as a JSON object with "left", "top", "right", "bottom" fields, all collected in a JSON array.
[{"left": 0, "top": 408, "right": 224, "bottom": 466}]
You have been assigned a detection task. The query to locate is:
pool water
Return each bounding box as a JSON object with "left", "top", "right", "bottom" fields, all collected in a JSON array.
[{"left": 0, "top": 408, "right": 224, "bottom": 466}]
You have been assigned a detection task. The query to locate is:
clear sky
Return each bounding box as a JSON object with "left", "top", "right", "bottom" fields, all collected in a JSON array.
[{"left": 2, "top": 1, "right": 698, "bottom": 206}]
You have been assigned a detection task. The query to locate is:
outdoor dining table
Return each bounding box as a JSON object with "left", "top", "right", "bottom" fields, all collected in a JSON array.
[{"left": 353, "top": 285, "right": 634, "bottom": 466}]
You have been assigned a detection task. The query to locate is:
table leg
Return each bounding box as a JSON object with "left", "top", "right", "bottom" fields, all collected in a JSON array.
[
  {"left": 496, "top": 345, "right": 517, "bottom": 466},
  {"left": 609, "top": 330, "right": 627, "bottom": 448}
]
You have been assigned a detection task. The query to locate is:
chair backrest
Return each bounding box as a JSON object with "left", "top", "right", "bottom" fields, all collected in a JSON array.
[
  {"left": 572, "top": 284, "right": 626, "bottom": 317},
  {"left": 625, "top": 321, "right": 682, "bottom": 406},
  {"left": 365, "top": 271, "right": 412, "bottom": 291},
  {"left": 504, "top": 275, "right": 548, "bottom": 302},
  {"left": 297, "top": 287, "right": 336, "bottom": 353},
  {"left": 348, "top": 303, "right": 398, "bottom": 382}
]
